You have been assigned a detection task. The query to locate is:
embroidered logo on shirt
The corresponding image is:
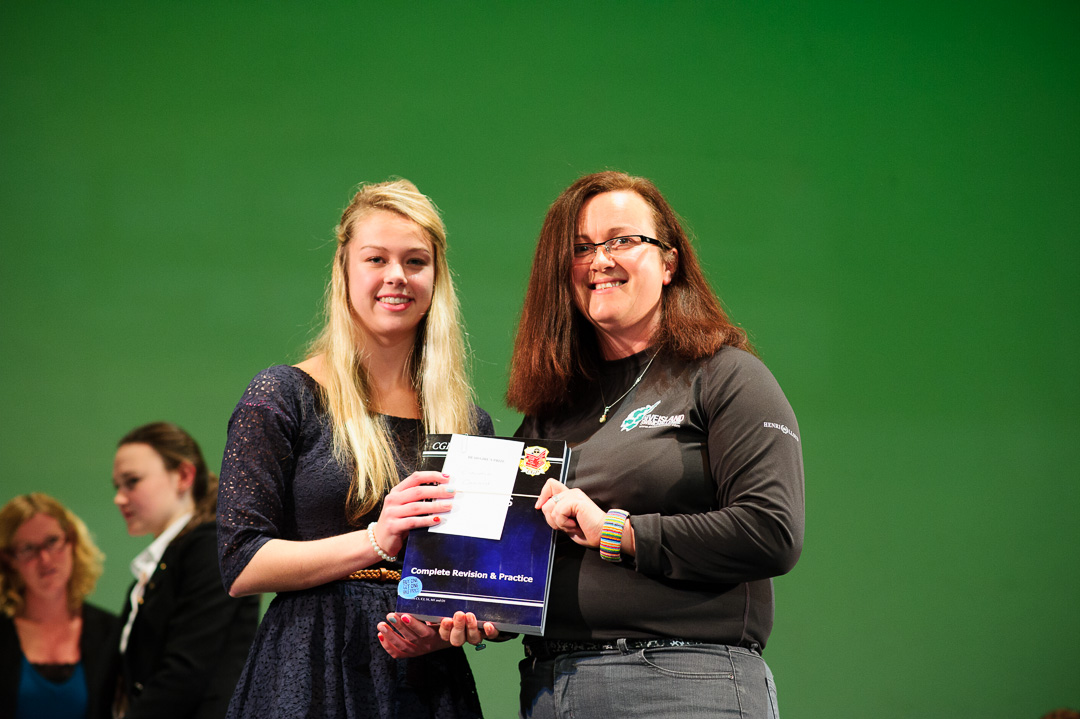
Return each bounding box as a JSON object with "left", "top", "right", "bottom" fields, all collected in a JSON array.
[
  {"left": 620, "top": 401, "right": 685, "bottom": 431},
  {"left": 763, "top": 421, "right": 800, "bottom": 442}
]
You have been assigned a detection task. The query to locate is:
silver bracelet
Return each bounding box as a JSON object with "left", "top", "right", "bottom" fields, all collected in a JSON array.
[{"left": 367, "top": 522, "right": 397, "bottom": 563}]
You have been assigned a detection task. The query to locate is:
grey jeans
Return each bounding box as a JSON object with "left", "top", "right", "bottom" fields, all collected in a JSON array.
[{"left": 519, "top": 641, "right": 779, "bottom": 719}]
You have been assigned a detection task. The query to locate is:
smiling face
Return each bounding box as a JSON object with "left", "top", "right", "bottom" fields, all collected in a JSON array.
[
  {"left": 346, "top": 210, "right": 435, "bottom": 348},
  {"left": 572, "top": 191, "right": 676, "bottom": 358},
  {"left": 8, "top": 513, "right": 73, "bottom": 602},
  {"left": 112, "top": 442, "right": 192, "bottom": 538}
]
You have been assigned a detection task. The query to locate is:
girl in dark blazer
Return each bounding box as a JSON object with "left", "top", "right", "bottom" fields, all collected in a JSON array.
[
  {"left": 112, "top": 422, "right": 258, "bottom": 719},
  {"left": 0, "top": 493, "right": 119, "bottom": 719}
]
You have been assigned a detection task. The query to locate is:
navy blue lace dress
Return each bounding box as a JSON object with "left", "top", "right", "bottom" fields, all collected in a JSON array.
[{"left": 218, "top": 365, "right": 492, "bottom": 719}]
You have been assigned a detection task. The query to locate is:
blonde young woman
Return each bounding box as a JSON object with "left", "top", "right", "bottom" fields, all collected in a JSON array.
[
  {"left": 218, "top": 179, "right": 492, "bottom": 719},
  {"left": 0, "top": 493, "right": 118, "bottom": 719}
]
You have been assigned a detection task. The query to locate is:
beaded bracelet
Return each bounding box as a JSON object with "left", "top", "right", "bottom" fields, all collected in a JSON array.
[
  {"left": 367, "top": 522, "right": 397, "bottom": 563},
  {"left": 598, "top": 509, "right": 630, "bottom": 562}
]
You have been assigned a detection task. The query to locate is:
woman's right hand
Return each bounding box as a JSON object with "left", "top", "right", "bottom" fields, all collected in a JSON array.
[
  {"left": 372, "top": 470, "right": 454, "bottom": 558},
  {"left": 438, "top": 611, "right": 500, "bottom": 647}
]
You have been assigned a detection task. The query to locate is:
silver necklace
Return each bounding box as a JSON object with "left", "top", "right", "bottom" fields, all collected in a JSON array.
[{"left": 599, "top": 351, "right": 658, "bottom": 424}]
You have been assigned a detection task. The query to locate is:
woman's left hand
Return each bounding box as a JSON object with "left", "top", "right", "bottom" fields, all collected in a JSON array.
[
  {"left": 534, "top": 479, "right": 607, "bottom": 548},
  {"left": 377, "top": 613, "right": 450, "bottom": 658}
]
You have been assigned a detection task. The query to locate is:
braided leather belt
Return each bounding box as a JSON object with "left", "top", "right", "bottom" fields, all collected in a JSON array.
[{"left": 346, "top": 567, "right": 401, "bottom": 582}]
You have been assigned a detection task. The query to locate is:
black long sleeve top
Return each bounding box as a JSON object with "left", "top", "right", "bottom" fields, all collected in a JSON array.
[{"left": 517, "top": 347, "right": 804, "bottom": 650}]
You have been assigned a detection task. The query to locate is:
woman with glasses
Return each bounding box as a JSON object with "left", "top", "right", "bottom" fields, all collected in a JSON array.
[
  {"left": 492, "top": 171, "right": 804, "bottom": 718},
  {"left": 112, "top": 421, "right": 259, "bottom": 719},
  {"left": 217, "top": 179, "right": 492, "bottom": 719},
  {"left": 0, "top": 493, "right": 118, "bottom": 719}
]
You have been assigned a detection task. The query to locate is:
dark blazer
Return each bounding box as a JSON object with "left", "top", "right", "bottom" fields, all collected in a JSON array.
[
  {"left": 0, "top": 602, "right": 119, "bottom": 719},
  {"left": 119, "top": 521, "right": 259, "bottom": 719}
]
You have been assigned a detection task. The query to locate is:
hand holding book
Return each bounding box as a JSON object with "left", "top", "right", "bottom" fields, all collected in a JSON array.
[
  {"left": 437, "top": 611, "right": 500, "bottom": 648},
  {"left": 376, "top": 612, "right": 449, "bottom": 659},
  {"left": 372, "top": 470, "right": 455, "bottom": 559},
  {"left": 394, "top": 434, "right": 568, "bottom": 635},
  {"left": 536, "top": 479, "right": 637, "bottom": 557},
  {"left": 376, "top": 609, "right": 499, "bottom": 658}
]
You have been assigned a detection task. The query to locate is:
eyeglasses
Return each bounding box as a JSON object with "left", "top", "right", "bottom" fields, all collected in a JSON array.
[
  {"left": 571, "top": 235, "right": 666, "bottom": 264},
  {"left": 5, "top": 534, "right": 69, "bottom": 562}
]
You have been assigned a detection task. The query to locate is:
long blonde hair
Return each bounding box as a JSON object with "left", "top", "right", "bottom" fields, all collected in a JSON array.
[
  {"left": 0, "top": 493, "right": 105, "bottom": 618},
  {"left": 309, "top": 179, "right": 476, "bottom": 522}
]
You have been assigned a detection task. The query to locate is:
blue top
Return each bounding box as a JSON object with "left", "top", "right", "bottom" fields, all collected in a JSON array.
[
  {"left": 217, "top": 365, "right": 493, "bottom": 719},
  {"left": 16, "top": 655, "right": 87, "bottom": 719}
]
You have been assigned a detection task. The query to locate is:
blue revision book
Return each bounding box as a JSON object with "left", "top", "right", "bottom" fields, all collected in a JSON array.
[{"left": 395, "top": 434, "right": 569, "bottom": 635}]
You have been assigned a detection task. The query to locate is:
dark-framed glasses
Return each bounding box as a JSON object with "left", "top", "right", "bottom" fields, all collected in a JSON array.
[
  {"left": 6, "top": 534, "right": 69, "bottom": 562},
  {"left": 572, "top": 235, "right": 666, "bottom": 264}
]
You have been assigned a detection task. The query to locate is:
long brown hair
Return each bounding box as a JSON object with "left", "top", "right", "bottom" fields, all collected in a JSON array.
[
  {"left": 0, "top": 493, "right": 105, "bottom": 617},
  {"left": 118, "top": 422, "right": 218, "bottom": 530},
  {"left": 506, "top": 171, "right": 753, "bottom": 415}
]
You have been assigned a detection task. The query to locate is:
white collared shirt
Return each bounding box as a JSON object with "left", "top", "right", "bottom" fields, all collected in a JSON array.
[{"left": 119, "top": 512, "right": 194, "bottom": 654}]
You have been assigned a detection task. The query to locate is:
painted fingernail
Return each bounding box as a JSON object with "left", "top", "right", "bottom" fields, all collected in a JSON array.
[
  {"left": 474, "top": 643, "right": 487, "bottom": 651},
  {"left": 402, "top": 615, "right": 411, "bottom": 624},
  {"left": 442, "top": 473, "right": 450, "bottom": 478},
  {"left": 378, "top": 633, "right": 384, "bottom": 641},
  {"left": 388, "top": 615, "right": 397, "bottom": 624},
  {"left": 433, "top": 516, "right": 441, "bottom": 524},
  {"left": 445, "top": 487, "right": 456, "bottom": 493}
]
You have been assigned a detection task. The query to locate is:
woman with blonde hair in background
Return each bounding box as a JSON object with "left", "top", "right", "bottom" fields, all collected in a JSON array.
[
  {"left": 218, "top": 178, "right": 494, "bottom": 719},
  {"left": 112, "top": 421, "right": 259, "bottom": 719},
  {"left": 0, "top": 493, "right": 118, "bottom": 719}
]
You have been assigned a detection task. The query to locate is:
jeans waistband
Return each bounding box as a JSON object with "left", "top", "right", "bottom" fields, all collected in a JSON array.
[{"left": 524, "top": 638, "right": 708, "bottom": 660}]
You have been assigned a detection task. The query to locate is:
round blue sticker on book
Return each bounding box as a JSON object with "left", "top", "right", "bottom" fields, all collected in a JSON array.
[{"left": 398, "top": 576, "right": 422, "bottom": 599}]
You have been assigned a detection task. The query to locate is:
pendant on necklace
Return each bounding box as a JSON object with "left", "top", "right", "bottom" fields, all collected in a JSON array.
[{"left": 597, "top": 350, "right": 659, "bottom": 426}]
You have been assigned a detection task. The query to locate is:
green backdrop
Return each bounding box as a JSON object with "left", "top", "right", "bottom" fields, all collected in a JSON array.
[{"left": 2, "top": 2, "right": 1077, "bottom": 716}]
